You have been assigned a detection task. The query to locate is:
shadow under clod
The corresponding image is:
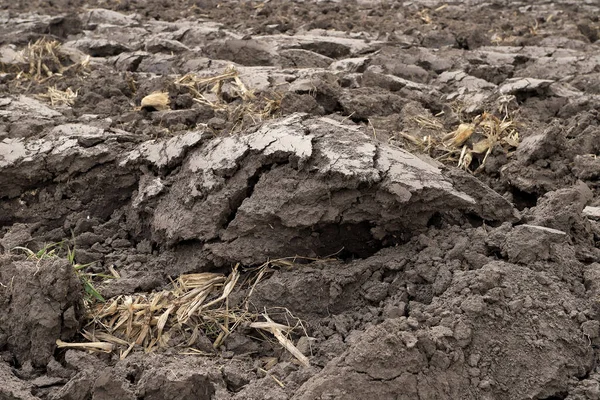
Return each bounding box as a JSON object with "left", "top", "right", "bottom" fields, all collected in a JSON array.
[{"left": 303, "top": 221, "right": 398, "bottom": 261}]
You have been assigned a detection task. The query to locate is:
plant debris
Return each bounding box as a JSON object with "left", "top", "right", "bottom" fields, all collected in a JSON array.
[
  {"left": 174, "top": 65, "right": 281, "bottom": 133},
  {"left": 11, "top": 242, "right": 107, "bottom": 302},
  {"left": 5, "top": 38, "right": 91, "bottom": 82},
  {"left": 396, "top": 112, "right": 519, "bottom": 172},
  {"left": 80, "top": 262, "right": 309, "bottom": 365},
  {"left": 36, "top": 86, "right": 78, "bottom": 106},
  {"left": 140, "top": 91, "right": 171, "bottom": 111}
]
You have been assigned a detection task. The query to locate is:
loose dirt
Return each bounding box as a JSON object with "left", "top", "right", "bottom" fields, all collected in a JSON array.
[{"left": 1, "top": 0, "right": 600, "bottom": 399}]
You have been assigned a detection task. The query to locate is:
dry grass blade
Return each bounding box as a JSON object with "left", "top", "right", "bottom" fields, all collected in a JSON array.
[
  {"left": 9, "top": 38, "right": 90, "bottom": 83},
  {"left": 250, "top": 321, "right": 293, "bottom": 331},
  {"left": 443, "top": 123, "right": 475, "bottom": 147},
  {"left": 412, "top": 115, "right": 444, "bottom": 131},
  {"left": 120, "top": 342, "right": 136, "bottom": 360},
  {"left": 175, "top": 69, "right": 238, "bottom": 93},
  {"left": 173, "top": 66, "right": 280, "bottom": 133},
  {"left": 464, "top": 112, "right": 519, "bottom": 172},
  {"left": 84, "top": 330, "right": 130, "bottom": 346},
  {"left": 261, "top": 94, "right": 282, "bottom": 119},
  {"left": 56, "top": 339, "right": 114, "bottom": 353},
  {"left": 250, "top": 312, "right": 310, "bottom": 367},
  {"left": 396, "top": 131, "right": 424, "bottom": 146},
  {"left": 199, "top": 265, "right": 239, "bottom": 311},
  {"left": 472, "top": 138, "right": 492, "bottom": 154},
  {"left": 176, "top": 273, "right": 224, "bottom": 292},
  {"left": 179, "top": 348, "right": 214, "bottom": 356},
  {"left": 258, "top": 368, "right": 286, "bottom": 388},
  {"left": 263, "top": 357, "right": 278, "bottom": 370},
  {"left": 245, "top": 263, "right": 269, "bottom": 311},
  {"left": 84, "top": 268, "right": 243, "bottom": 355},
  {"left": 397, "top": 112, "right": 519, "bottom": 172},
  {"left": 174, "top": 68, "right": 239, "bottom": 103},
  {"left": 82, "top": 260, "right": 310, "bottom": 363},
  {"left": 175, "top": 274, "right": 225, "bottom": 324},
  {"left": 457, "top": 145, "right": 471, "bottom": 169},
  {"left": 25, "top": 38, "right": 62, "bottom": 80},
  {"left": 232, "top": 74, "right": 255, "bottom": 101},
  {"left": 37, "top": 86, "right": 77, "bottom": 106},
  {"left": 417, "top": 8, "right": 433, "bottom": 24},
  {"left": 108, "top": 265, "right": 121, "bottom": 278}
]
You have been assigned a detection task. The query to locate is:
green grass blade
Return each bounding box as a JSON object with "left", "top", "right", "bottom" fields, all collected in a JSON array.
[
  {"left": 12, "top": 246, "right": 35, "bottom": 257},
  {"left": 82, "top": 279, "right": 105, "bottom": 302}
]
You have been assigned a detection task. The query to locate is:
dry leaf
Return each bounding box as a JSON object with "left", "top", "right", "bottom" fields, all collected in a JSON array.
[
  {"left": 141, "top": 91, "right": 170, "bottom": 111},
  {"left": 472, "top": 138, "right": 492, "bottom": 154},
  {"left": 444, "top": 123, "right": 475, "bottom": 147}
]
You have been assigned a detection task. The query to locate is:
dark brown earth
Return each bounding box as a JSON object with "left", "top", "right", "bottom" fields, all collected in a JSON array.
[{"left": 1, "top": 0, "right": 600, "bottom": 399}]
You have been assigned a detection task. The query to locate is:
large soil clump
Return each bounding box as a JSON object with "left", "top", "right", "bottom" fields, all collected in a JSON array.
[{"left": 1, "top": 1, "right": 600, "bottom": 399}]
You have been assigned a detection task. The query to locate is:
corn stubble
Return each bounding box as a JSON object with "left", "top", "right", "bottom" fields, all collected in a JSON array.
[
  {"left": 398, "top": 112, "right": 520, "bottom": 173},
  {"left": 174, "top": 65, "right": 282, "bottom": 132},
  {"left": 3, "top": 38, "right": 91, "bottom": 83},
  {"left": 63, "top": 261, "right": 309, "bottom": 366}
]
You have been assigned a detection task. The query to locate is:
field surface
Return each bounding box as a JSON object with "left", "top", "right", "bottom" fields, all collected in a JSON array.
[{"left": 1, "top": 1, "right": 600, "bottom": 399}]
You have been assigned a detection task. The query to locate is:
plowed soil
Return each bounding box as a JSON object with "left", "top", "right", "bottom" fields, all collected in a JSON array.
[{"left": 1, "top": 1, "right": 600, "bottom": 399}]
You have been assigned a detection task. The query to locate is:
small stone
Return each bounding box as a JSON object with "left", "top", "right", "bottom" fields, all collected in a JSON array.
[
  {"left": 361, "top": 281, "right": 389, "bottom": 303},
  {"left": 280, "top": 49, "right": 333, "bottom": 68},
  {"left": 534, "top": 274, "right": 552, "bottom": 286},
  {"left": 0, "top": 223, "right": 32, "bottom": 251},
  {"left": 222, "top": 364, "right": 250, "bottom": 392},
  {"left": 430, "top": 351, "right": 451, "bottom": 369},
  {"left": 503, "top": 224, "right": 567, "bottom": 264},
  {"left": 136, "top": 240, "right": 153, "bottom": 254},
  {"left": 84, "top": 8, "right": 138, "bottom": 26},
  {"left": 430, "top": 325, "right": 454, "bottom": 340},
  {"left": 296, "top": 336, "right": 314, "bottom": 355},
  {"left": 508, "top": 299, "right": 523, "bottom": 312},
  {"left": 145, "top": 37, "right": 190, "bottom": 53}
]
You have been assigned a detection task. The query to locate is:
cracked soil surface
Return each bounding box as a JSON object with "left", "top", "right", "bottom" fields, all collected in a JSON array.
[{"left": 1, "top": 0, "right": 600, "bottom": 399}]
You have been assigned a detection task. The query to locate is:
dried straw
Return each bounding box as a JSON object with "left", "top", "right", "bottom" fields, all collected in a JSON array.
[
  {"left": 141, "top": 91, "right": 170, "bottom": 111},
  {"left": 81, "top": 261, "right": 310, "bottom": 366},
  {"left": 396, "top": 112, "right": 519, "bottom": 172},
  {"left": 11, "top": 38, "right": 90, "bottom": 82},
  {"left": 37, "top": 86, "right": 78, "bottom": 106},
  {"left": 173, "top": 65, "right": 280, "bottom": 132}
]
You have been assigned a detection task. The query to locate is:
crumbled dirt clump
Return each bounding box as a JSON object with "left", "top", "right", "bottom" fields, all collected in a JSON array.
[
  {"left": 2, "top": 0, "right": 600, "bottom": 399},
  {"left": 0, "top": 256, "right": 82, "bottom": 368}
]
